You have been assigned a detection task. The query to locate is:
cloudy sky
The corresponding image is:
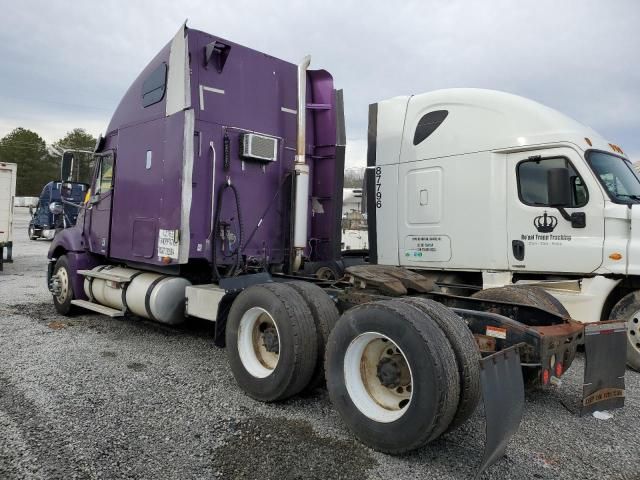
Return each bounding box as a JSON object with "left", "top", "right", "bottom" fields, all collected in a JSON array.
[{"left": 1, "top": 0, "right": 638, "bottom": 167}]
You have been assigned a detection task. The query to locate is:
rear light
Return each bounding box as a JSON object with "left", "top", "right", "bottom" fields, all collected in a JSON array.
[
  {"left": 555, "top": 362, "right": 563, "bottom": 377},
  {"left": 542, "top": 369, "right": 550, "bottom": 385}
]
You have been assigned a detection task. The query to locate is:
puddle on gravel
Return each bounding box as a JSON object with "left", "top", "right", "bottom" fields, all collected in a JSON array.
[
  {"left": 127, "top": 362, "right": 146, "bottom": 371},
  {"left": 7, "top": 302, "right": 59, "bottom": 322},
  {"left": 211, "top": 416, "right": 375, "bottom": 480}
]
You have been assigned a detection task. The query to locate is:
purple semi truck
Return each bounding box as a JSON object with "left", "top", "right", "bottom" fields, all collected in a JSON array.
[{"left": 47, "top": 24, "right": 626, "bottom": 476}]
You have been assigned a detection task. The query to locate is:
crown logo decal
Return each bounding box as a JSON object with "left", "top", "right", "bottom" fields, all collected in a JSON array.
[{"left": 534, "top": 211, "right": 558, "bottom": 233}]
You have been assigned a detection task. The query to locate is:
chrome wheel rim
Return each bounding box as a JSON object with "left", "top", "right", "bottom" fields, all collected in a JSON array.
[{"left": 55, "top": 267, "right": 69, "bottom": 303}]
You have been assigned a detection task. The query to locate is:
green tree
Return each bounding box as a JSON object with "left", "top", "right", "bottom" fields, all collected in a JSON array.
[
  {"left": 0, "top": 128, "right": 55, "bottom": 196},
  {"left": 52, "top": 128, "right": 97, "bottom": 184},
  {"left": 344, "top": 167, "right": 364, "bottom": 188}
]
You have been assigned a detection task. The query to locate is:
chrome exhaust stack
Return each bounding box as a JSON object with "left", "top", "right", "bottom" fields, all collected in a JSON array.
[{"left": 292, "top": 55, "right": 311, "bottom": 272}]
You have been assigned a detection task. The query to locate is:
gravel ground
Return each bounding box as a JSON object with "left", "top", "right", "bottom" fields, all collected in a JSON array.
[{"left": 0, "top": 208, "right": 638, "bottom": 480}]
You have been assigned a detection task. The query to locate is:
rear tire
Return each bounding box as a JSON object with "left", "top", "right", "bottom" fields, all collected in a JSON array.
[
  {"left": 226, "top": 283, "right": 318, "bottom": 402},
  {"left": 609, "top": 291, "right": 640, "bottom": 371},
  {"left": 325, "top": 299, "right": 459, "bottom": 453},
  {"left": 399, "top": 297, "right": 481, "bottom": 432},
  {"left": 52, "top": 255, "right": 75, "bottom": 316},
  {"left": 286, "top": 281, "right": 340, "bottom": 390}
]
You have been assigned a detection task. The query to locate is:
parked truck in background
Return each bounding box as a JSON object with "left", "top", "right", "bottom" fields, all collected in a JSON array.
[
  {"left": 45, "top": 24, "right": 626, "bottom": 476},
  {"left": 0, "top": 162, "right": 16, "bottom": 271},
  {"left": 28, "top": 181, "right": 88, "bottom": 240},
  {"left": 365, "top": 89, "right": 640, "bottom": 370}
]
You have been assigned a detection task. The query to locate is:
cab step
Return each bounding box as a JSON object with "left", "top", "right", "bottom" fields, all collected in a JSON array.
[{"left": 70, "top": 299, "right": 125, "bottom": 317}]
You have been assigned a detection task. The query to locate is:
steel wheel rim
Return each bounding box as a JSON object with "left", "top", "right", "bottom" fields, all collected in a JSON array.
[
  {"left": 55, "top": 267, "right": 69, "bottom": 303},
  {"left": 316, "top": 266, "right": 336, "bottom": 281},
  {"left": 628, "top": 311, "right": 640, "bottom": 354},
  {"left": 237, "top": 307, "right": 280, "bottom": 378},
  {"left": 344, "top": 332, "right": 413, "bottom": 423}
]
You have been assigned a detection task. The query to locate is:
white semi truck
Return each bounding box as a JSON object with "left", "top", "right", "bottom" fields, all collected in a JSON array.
[
  {"left": 366, "top": 88, "right": 640, "bottom": 369},
  {"left": 0, "top": 162, "right": 16, "bottom": 270}
]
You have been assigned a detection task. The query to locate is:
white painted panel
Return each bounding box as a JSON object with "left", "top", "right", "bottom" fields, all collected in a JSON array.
[
  {"left": 375, "top": 96, "right": 410, "bottom": 166},
  {"left": 406, "top": 167, "right": 442, "bottom": 224}
]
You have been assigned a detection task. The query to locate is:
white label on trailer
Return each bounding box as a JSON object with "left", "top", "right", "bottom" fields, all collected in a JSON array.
[
  {"left": 157, "top": 229, "right": 180, "bottom": 259},
  {"left": 486, "top": 326, "right": 507, "bottom": 340},
  {"left": 403, "top": 235, "right": 451, "bottom": 262}
]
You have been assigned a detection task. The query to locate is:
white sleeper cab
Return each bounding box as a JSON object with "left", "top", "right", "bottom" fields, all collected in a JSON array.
[{"left": 366, "top": 88, "right": 640, "bottom": 369}]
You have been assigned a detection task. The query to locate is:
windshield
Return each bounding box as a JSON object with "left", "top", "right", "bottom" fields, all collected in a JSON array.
[{"left": 586, "top": 151, "right": 640, "bottom": 203}]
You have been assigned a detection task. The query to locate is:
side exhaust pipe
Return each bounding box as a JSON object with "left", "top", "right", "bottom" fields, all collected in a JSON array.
[{"left": 292, "top": 55, "right": 311, "bottom": 272}]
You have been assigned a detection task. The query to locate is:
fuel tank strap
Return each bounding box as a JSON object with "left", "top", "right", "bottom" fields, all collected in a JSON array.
[{"left": 144, "top": 275, "right": 168, "bottom": 322}]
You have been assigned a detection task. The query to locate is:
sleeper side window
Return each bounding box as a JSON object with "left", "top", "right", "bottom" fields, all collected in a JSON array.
[
  {"left": 94, "top": 155, "right": 114, "bottom": 195},
  {"left": 517, "top": 157, "right": 588, "bottom": 207},
  {"left": 141, "top": 63, "right": 168, "bottom": 107},
  {"left": 413, "top": 110, "right": 449, "bottom": 145}
]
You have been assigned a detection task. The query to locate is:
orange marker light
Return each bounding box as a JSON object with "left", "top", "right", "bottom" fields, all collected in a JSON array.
[
  {"left": 161, "top": 256, "right": 171, "bottom": 264},
  {"left": 542, "top": 369, "right": 550, "bottom": 385},
  {"left": 555, "top": 362, "right": 563, "bottom": 377},
  {"left": 609, "top": 253, "right": 623, "bottom": 261}
]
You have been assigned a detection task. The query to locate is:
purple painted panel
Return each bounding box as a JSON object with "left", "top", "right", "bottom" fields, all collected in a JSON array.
[
  {"left": 106, "top": 43, "right": 171, "bottom": 135},
  {"left": 109, "top": 113, "right": 185, "bottom": 265},
  {"left": 66, "top": 251, "right": 100, "bottom": 301},
  {"left": 84, "top": 26, "right": 343, "bottom": 272}
]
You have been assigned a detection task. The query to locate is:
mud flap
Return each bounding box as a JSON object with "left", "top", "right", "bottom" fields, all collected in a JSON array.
[
  {"left": 580, "top": 321, "right": 626, "bottom": 416},
  {"left": 475, "top": 345, "right": 525, "bottom": 480}
]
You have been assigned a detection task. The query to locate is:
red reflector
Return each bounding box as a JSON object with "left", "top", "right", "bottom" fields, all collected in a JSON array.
[
  {"left": 542, "top": 369, "right": 550, "bottom": 385},
  {"left": 555, "top": 362, "right": 563, "bottom": 377}
]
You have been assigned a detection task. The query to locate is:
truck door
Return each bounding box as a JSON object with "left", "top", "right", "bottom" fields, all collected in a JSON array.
[
  {"left": 87, "top": 152, "right": 114, "bottom": 256},
  {"left": 506, "top": 147, "right": 604, "bottom": 273}
]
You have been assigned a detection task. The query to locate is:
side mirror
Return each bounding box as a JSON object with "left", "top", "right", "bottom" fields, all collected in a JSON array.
[
  {"left": 61, "top": 182, "right": 73, "bottom": 200},
  {"left": 49, "top": 202, "right": 63, "bottom": 215},
  {"left": 547, "top": 168, "right": 571, "bottom": 207},
  {"left": 61, "top": 151, "right": 74, "bottom": 182}
]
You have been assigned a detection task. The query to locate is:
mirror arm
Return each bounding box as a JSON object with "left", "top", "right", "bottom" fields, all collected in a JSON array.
[
  {"left": 61, "top": 199, "right": 87, "bottom": 210},
  {"left": 555, "top": 207, "right": 572, "bottom": 222},
  {"left": 555, "top": 207, "right": 586, "bottom": 229}
]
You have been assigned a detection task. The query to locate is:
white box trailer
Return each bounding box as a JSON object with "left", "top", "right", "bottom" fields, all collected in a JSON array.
[{"left": 0, "top": 162, "right": 16, "bottom": 270}]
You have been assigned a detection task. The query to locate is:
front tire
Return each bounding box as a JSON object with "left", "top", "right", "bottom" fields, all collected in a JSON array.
[
  {"left": 52, "top": 255, "right": 75, "bottom": 315},
  {"left": 28, "top": 226, "right": 37, "bottom": 240},
  {"left": 609, "top": 291, "right": 640, "bottom": 371},
  {"left": 325, "top": 299, "right": 459, "bottom": 453}
]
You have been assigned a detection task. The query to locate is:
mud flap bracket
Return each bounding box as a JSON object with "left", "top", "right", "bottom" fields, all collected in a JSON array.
[{"left": 475, "top": 344, "right": 525, "bottom": 479}]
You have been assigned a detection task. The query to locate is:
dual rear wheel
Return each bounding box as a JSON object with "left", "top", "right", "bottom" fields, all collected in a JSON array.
[
  {"left": 326, "top": 298, "right": 480, "bottom": 453},
  {"left": 226, "top": 285, "right": 481, "bottom": 453},
  {"left": 225, "top": 281, "right": 339, "bottom": 402}
]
